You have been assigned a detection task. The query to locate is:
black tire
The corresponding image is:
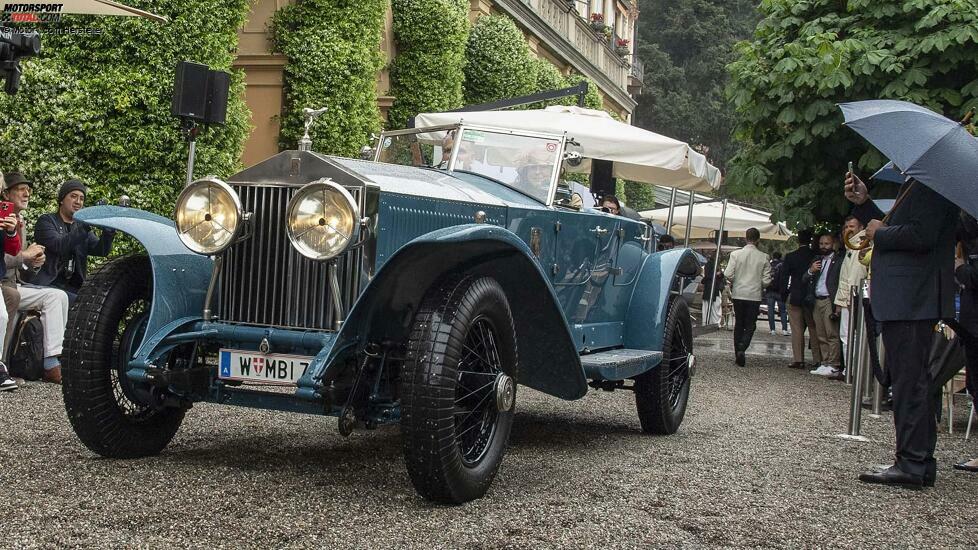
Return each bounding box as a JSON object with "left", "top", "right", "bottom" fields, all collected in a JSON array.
[
  {"left": 62, "top": 255, "right": 186, "bottom": 458},
  {"left": 635, "top": 298, "right": 693, "bottom": 434},
  {"left": 401, "top": 275, "right": 519, "bottom": 504}
]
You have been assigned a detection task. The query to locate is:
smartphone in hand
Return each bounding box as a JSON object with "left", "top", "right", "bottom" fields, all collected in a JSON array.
[
  {"left": 0, "top": 201, "right": 13, "bottom": 219},
  {"left": 847, "top": 161, "right": 853, "bottom": 176}
]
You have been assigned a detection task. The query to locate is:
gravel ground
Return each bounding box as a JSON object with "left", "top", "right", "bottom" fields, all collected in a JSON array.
[{"left": 1, "top": 332, "right": 976, "bottom": 548}]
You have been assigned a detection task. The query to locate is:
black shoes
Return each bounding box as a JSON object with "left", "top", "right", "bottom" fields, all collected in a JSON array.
[
  {"left": 735, "top": 351, "right": 746, "bottom": 367},
  {"left": 787, "top": 362, "right": 806, "bottom": 369},
  {"left": 858, "top": 465, "right": 925, "bottom": 490},
  {"left": 953, "top": 461, "right": 978, "bottom": 473}
]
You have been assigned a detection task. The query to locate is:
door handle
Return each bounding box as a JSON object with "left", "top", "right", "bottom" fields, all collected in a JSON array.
[{"left": 590, "top": 226, "right": 608, "bottom": 236}]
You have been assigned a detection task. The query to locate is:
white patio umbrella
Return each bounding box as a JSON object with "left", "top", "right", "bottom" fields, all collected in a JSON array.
[
  {"left": 415, "top": 105, "right": 722, "bottom": 192},
  {"left": 13, "top": 1, "right": 167, "bottom": 22},
  {"left": 640, "top": 201, "right": 793, "bottom": 241}
]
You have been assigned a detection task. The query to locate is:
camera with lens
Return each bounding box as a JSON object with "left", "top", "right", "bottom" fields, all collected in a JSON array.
[{"left": 0, "top": 26, "right": 42, "bottom": 95}]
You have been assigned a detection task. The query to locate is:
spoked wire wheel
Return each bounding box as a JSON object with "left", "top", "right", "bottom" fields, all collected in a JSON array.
[
  {"left": 454, "top": 316, "right": 505, "bottom": 466},
  {"left": 111, "top": 304, "right": 152, "bottom": 418},
  {"left": 635, "top": 298, "right": 693, "bottom": 435},
  {"left": 401, "top": 275, "right": 518, "bottom": 504},
  {"left": 63, "top": 255, "right": 186, "bottom": 458}
]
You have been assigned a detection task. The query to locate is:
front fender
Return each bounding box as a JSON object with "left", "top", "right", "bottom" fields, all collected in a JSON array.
[
  {"left": 623, "top": 248, "right": 700, "bottom": 352},
  {"left": 76, "top": 206, "right": 212, "bottom": 355},
  {"left": 316, "top": 224, "right": 587, "bottom": 400}
]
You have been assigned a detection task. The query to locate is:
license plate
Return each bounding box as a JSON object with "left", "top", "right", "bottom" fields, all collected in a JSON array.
[{"left": 218, "top": 349, "right": 312, "bottom": 386}]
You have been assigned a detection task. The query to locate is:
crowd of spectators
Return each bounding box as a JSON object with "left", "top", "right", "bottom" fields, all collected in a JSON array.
[{"left": 0, "top": 170, "right": 115, "bottom": 391}]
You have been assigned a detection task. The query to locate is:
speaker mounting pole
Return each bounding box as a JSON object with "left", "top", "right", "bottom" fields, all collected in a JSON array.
[{"left": 183, "top": 119, "right": 200, "bottom": 186}]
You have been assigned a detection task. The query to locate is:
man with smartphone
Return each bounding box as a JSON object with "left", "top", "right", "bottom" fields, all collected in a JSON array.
[
  {"left": 845, "top": 168, "right": 958, "bottom": 489},
  {"left": 31, "top": 179, "right": 115, "bottom": 302},
  {"left": 1, "top": 172, "right": 69, "bottom": 384}
]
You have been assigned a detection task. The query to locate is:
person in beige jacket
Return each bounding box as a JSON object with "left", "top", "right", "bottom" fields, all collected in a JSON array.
[
  {"left": 834, "top": 216, "right": 870, "bottom": 375},
  {"left": 723, "top": 228, "right": 772, "bottom": 366}
]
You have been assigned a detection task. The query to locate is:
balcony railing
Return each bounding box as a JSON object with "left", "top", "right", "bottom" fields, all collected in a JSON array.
[
  {"left": 526, "top": 0, "right": 630, "bottom": 93},
  {"left": 629, "top": 57, "right": 643, "bottom": 83}
]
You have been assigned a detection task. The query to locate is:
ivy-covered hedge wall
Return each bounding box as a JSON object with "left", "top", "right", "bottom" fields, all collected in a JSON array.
[
  {"left": 464, "top": 15, "right": 603, "bottom": 113},
  {"left": 273, "top": 0, "right": 386, "bottom": 156},
  {"left": 388, "top": 0, "right": 469, "bottom": 128},
  {"left": 464, "top": 15, "right": 537, "bottom": 105},
  {"left": 0, "top": 0, "right": 250, "bottom": 224}
]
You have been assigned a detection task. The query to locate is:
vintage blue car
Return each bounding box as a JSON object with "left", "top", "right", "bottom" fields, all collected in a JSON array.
[{"left": 61, "top": 108, "right": 715, "bottom": 503}]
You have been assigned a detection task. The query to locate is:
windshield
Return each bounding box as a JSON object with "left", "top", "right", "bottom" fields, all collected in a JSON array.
[{"left": 376, "top": 125, "right": 564, "bottom": 204}]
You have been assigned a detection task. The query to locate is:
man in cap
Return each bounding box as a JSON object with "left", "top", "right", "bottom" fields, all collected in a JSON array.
[
  {"left": 2, "top": 172, "right": 69, "bottom": 384},
  {"left": 32, "top": 179, "right": 115, "bottom": 302}
]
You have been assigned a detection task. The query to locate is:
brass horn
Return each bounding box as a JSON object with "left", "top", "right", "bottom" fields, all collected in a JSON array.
[{"left": 843, "top": 229, "right": 871, "bottom": 251}]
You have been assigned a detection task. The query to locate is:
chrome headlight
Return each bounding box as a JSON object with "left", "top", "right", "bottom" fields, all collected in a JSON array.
[
  {"left": 286, "top": 179, "right": 360, "bottom": 261},
  {"left": 174, "top": 177, "right": 243, "bottom": 255}
]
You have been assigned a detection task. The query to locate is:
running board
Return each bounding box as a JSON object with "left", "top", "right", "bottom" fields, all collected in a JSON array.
[{"left": 580, "top": 349, "right": 663, "bottom": 381}]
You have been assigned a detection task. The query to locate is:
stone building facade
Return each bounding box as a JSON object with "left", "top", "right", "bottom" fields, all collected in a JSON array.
[{"left": 235, "top": 0, "right": 643, "bottom": 165}]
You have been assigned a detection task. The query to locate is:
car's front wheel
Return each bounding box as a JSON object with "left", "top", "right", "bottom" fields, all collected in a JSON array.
[
  {"left": 634, "top": 298, "right": 693, "bottom": 434},
  {"left": 62, "top": 255, "right": 186, "bottom": 458},
  {"left": 401, "top": 275, "right": 518, "bottom": 504}
]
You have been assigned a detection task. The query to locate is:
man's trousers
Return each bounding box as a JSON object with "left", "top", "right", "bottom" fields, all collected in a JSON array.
[
  {"left": 813, "top": 297, "right": 841, "bottom": 367},
  {"left": 732, "top": 299, "right": 760, "bottom": 353},
  {"left": 881, "top": 319, "right": 939, "bottom": 479},
  {"left": 788, "top": 304, "right": 822, "bottom": 365}
]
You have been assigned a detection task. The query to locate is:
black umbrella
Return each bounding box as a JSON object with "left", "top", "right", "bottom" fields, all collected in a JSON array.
[{"left": 839, "top": 100, "right": 978, "bottom": 218}]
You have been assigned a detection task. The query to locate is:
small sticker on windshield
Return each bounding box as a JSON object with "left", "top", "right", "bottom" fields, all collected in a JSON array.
[
  {"left": 462, "top": 130, "right": 486, "bottom": 143},
  {"left": 546, "top": 143, "right": 557, "bottom": 152}
]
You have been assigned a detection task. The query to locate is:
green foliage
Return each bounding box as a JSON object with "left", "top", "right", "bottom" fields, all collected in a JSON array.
[
  {"left": 273, "top": 0, "right": 386, "bottom": 156},
  {"left": 727, "top": 0, "right": 978, "bottom": 226},
  {"left": 388, "top": 0, "right": 469, "bottom": 128},
  {"left": 0, "top": 0, "right": 250, "bottom": 234},
  {"left": 464, "top": 15, "right": 537, "bottom": 105},
  {"left": 623, "top": 180, "right": 656, "bottom": 211},
  {"left": 634, "top": 0, "right": 758, "bottom": 170}
]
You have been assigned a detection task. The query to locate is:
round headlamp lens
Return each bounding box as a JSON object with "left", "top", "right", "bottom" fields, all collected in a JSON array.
[
  {"left": 175, "top": 178, "right": 242, "bottom": 255},
  {"left": 287, "top": 180, "right": 359, "bottom": 261}
]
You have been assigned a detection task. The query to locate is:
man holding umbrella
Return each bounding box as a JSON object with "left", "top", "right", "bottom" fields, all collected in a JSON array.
[{"left": 841, "top": 100, "right": 976, "bottom": 489}]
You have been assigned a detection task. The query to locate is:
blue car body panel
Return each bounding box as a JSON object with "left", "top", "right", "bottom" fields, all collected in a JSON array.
[{"left": 74, "top": 206, "right": 212, "bottom": 358}]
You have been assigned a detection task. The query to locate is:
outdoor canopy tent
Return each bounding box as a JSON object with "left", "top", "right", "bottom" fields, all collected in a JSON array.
[
  {"left": 415, "top": 106, "right": 722, "bottom": 192},
  {"left": 640, "top": 201, "right": 793, "bottom": 241}
]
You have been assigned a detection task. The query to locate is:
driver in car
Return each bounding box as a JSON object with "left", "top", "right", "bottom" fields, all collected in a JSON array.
[{"left": 516, "top": 150, "right": 554, "bottom": 199}]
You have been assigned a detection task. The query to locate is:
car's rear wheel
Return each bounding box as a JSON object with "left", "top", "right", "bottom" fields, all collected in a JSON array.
[
  {"left": 635, "top": 298, "right": 693, "bottom": 434},
  {"left": 401, "top": 275, "right": 518, "bottom": 504},
  {"left": 62, "top": 255, "right": 186, "bottom": 458}
]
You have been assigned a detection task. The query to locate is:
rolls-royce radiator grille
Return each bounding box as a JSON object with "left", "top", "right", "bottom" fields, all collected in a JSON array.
[{"left": 216, "top": 184, "right": 363, "bottom": 331}]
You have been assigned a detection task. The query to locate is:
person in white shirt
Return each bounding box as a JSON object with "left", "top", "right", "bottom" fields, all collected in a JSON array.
[
  {"left": 723, "top": 228, "right": 772, "bottom": 366},
  {"left": 834, "top": 216, "right": 869, "bottom": 377},
  {"left": 806, "top": 232, "right": 844, "bottom": 377}
]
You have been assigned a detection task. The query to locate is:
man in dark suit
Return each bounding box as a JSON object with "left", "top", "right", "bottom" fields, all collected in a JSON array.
[
  {"left": 780, "top": 229, "right": 820, "bottom": 369},
  {"left": 803, "top": 232, "right": 845, "bottom": 376},
  {"left": 845, "top": 172, "right": 959, "bottom": 489}
]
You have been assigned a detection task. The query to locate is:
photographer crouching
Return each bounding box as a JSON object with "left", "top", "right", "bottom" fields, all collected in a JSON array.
[{"left": 31, "top": 180, "right": 116, "bottom": 303}]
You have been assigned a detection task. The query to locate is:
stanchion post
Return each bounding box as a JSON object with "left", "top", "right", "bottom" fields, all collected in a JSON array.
[
  {"left": 848, "top": 296, "right": 869, "bottom": 436},
  {"left": 845, "top": 284, "right": 860, "bottom": 385},
  {"left": 872, "top": 339, "right": 885, "bottom": 415},
  {"left": 665, "top": 188, "right": 678, "bottom": 233}
]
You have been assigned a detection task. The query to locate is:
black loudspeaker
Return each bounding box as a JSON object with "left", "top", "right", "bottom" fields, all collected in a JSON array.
[
  {"left": 172, "top": 60, "right": 209, "bottom": 120},
  {"left": 204, "top": 70, "right": 230, "bottom": 126},
  {"left": 590, "top": 159, "right": 615, "bottom": 198}
]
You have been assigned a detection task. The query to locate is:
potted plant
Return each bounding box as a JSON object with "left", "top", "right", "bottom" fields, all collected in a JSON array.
[
  {"left": 589, "top": 12, "right": 605, "bottom": 32},
  {"left": 615, "top": 38, "right": 630, "bottom": 56}
]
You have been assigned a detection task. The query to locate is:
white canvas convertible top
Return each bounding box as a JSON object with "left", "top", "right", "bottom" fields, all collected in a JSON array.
[{"left": 415, "top": 105, "right": 722, "bottom": 192}]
